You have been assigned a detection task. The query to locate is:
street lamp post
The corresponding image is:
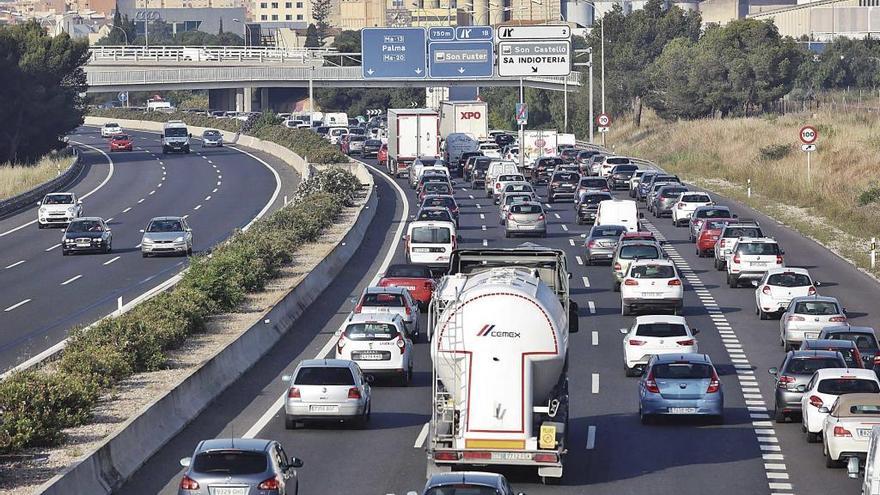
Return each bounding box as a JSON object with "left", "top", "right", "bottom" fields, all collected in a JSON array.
[
  {"left": 574, "top": 47, "right": 594, "bottom": 143},
  {"left": 233, "top": 18, "right": 250, "bottom": 47},
  {"left": 142, "top": 0, "right": 149, "bottom": 47},
  {"left": 110, "top": 24, "right": 129, "bottom": 45}
]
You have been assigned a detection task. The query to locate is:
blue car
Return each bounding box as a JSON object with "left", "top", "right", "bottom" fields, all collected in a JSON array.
[{"left": 638, "top": 353, "right": 724, "bottom": 424}]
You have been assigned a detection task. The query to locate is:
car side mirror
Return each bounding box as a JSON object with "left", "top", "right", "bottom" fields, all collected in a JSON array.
[
  {"left": 568, "top": 301, "right": 579, "bottom": 333},
  {"left": 365, "top": 375, "right": 375, "bottom": 384},
  {"left": 288, "top": 457, "right": 304, "bottom": 468},
  {"left": 768, "top": 367, "right": 778, "bottom": 375},
  {"left": 77, "top": 200, "right": 82, "bottom": 205},
  {"left": 281, "top": 375, "right": 292, "bottom": 382},
  {"left": 814, "top": 281, "right": 821, "bottom": 287},
  {"left": 692, "top": 328, "right": 700, "bottom": 335},
  {"left": 179, "top": 457, "right": 192, "bottom": 467},
  {"left": 619, "top": 328, "right": 628, "bottom": 335},
  {"left": 795, "top": 384, "right": 807, "bottom": 392},
  {"left": 818, "top": 406, "right": 830, "bottom": 414},
  {"left": 36, "top": 201, "right": 41, "bottom": 206},
  {"left": 750, "top": 280, "right": 759, "bottom": 287}
]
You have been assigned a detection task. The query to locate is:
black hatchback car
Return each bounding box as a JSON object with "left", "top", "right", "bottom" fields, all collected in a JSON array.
[
  {"left": 531, "top": 157, "right": 565, "bottom": 184},
  {"left": 818, "top": 325, "right": 880, "bottom": 370},
  {"left": 800, "top": 339, "right": 863, "bottom": 369},
  {"left": 62, "top": 217, "right": 113, "bottom": 255},
  {"left": 547, "top": 171, "right": 579, "bottom": 203}
]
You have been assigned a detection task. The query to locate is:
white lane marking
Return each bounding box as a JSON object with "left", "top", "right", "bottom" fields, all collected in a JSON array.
[
  {"left": 137, "top": 198, "right": 145, "bottom": 204},
  {"left": 61, "top": 274, "right": 82, "bottom": 285},
  {"left": 135, "top": 243, "right": 141, "bottom": 248},
  {"left": 0, "top": 140, "right": 115, "bottom": 239},
  {"left": 208, "top": 160, "right": 213, "bottom": 164},
  {"left": 218, "top": 175, "right": 223, "bottom": 179},
  {"left": 212, "top": 188, "right": 218, "bottom": 193},
  {"left": 588, "top": 301, "right": 596, "bottom": 314},
  {"left": 582, "top": 276, "right": 590, "bottom": 287},
  {"left": 123, "top": 207, "right": 132, "bottom": 213},
  {"left": 544, "top": 203, "right": 551, "bottom": 209},
  {"left": 103, "top": 256, "right": 121, "bottom": 266},
  {"left": 479, "top": 213, "right": 484, "bottom": 220},
  {"left": 149, "top": 190, "right": 156, "bottom": 195},
  {"left": 217, "top": 181, "right": 222, "bottom": 186},
  {"left": 553, "top": 213, "right": 561, "bottom": 219},
  {"left": 481, "top": 225, "right": 486, "bottom": 231},
  {"left": 205, "top": 195, "right": 212, "bottom": 201},
  {"left": 591, "top": 373, "right": 599, "bottom": 394},
  {"left": 561, "top": 224, "right": 569, "bottom": 231},
  {"left": 194, "top": 205, "right": 202, "bottom": 210},
  {"left": 586, "top": 425, "right": 596, "bottom": 450},
  {"left": 5, "top": 260, "right": 25, "bottom": 269},
  {"left": 242, "top": 160, "right": 407, "bottom": 440},
  {"left": 45, "top": 243, "right": 61, "bottom": 252},
  {"left": 475, "top": 203, "right": 481, "bottom": 209},
  {"left": 414, "top": 423, "right": 430, "bottom": 448},
  {"left": 482, "top": 239, "right": 488, "bottom": 247},
  {"left": 576, "top": 256, "right": 584, "bottom": 265},
  {"left": 569, "top": 239, "right": 575, "bottom": 246},
  {"left": 468, "top": 195, "right": 474, "bottom": 200},
  {"left": 4, "top": 299, "right": 31, "bottom": 312},
  {"left": 591, "top": 331, "right": 598, "bottom": 346}
]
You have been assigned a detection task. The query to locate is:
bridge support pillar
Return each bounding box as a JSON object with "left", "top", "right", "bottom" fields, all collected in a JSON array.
[{"left": 260, "top": 88, "right": 269, "bottom": 112}]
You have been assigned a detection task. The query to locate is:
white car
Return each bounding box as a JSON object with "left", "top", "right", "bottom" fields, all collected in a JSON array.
[
  {"left": 754, "top": 267, "right": 818, "bottom": 319},
  {"left": 37, "top": 192, "right": 82, "bottom": 228},
  {"left": 499, "top": 192, "right": 536, "bottom": 224},
  {"left": 620, "top": 259, "right": 684, "bottom": 316},
  {"left": 822, "top": 394, "right": 880, "bottom": 469},
  {"left": 409, "top": 157, "right": 447, "bottom": 189},
  {"left": 800, "top": 368, "right": 880, "bottom": 443},
  {"left": 405, "top": 220, "right": 456, "bottom": 269},
  {"left": 599, "top": 156, "right": 631, "bottom": 178},
  {"left": 671, "top": 192, "right": 713, "bottom": 227},
  {"left": 479, "top": 142, "right": 502, "bottom": 158},
  {"left": 726, "top": 237, "right": 784, "bottom": 288},
  {"left": 621, "top": 315, "right": 699, "bottom": 376},
  {"left": 335, "top": 313, "right": 413, "bottom": 385},
  {"left": 492, "top": 174, "right": 527, "bottom": 204},
  {"left": 353, "top": 286, "right": 420, "bottom": 339},
  {"left": 327, "top": 127, "right": 349, "bottom": 145},
  {"left": 780, "top": 295, "right": 848, "bottom": 351},
  {"left": 100, "top": 122, "right": 122, "bottom": 137}
]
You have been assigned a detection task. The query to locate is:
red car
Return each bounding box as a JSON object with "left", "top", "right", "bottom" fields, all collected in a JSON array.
[
  {"left": 377, "top": 264, "right": 435, "bottom": 309},
  {"left": 696, "top": 218, "right": 735, "bottom": 257},
  {"left": 377, "top": 144, "right": 388, "bottom": 167},
  {"left": 109, "top": 134, "right": 133, "bottom": 152}
]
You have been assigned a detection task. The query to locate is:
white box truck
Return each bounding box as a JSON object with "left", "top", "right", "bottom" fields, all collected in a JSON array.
[
  {"left": 439, "top": 100, "right": 488, "bottom": 142},
  {"left": 521, "top": 130, "right": 558, "bottom": 167},
  {"left": 387, "top": 108, "right": 440, "bottom": 178},
  {"left": 426, "top": 247, "right": 579, "bottom": 482}
]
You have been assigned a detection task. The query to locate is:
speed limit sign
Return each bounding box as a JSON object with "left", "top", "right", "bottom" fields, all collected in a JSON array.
[
  {"left": 596, "top": 113, "right": 611, "bottom": 127},
  {"left": 799, "top": 125, "right": 818, "bottom": 145}
]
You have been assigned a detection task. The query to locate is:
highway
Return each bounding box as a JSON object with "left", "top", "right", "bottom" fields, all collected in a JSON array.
[
  {"left": 0, "top": 126, "right": 295, "bottom": 372},
  {"left": 118, "top": 157, "right": 879, "bottom": 495}
]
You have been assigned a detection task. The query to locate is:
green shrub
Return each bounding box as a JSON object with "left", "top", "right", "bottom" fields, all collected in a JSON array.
[
  {"left": 858, "top": 183, "right": 880, "bottom": 206},
  {"left": 758, "top": 143, "right": 791, "bottom": 161},
  {"left": 181, "top": 254, "right": 247, "bottom": 311}
]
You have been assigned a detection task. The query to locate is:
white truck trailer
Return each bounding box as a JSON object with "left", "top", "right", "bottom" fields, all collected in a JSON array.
[
  {"left": 387, "top": 109, "right": 440, "bottom": 178},
  {"left": 521, "top": 130, "right": 559, "bottom": 167},
  {"left": 439, "top": 100, "right": 488, "bottom": 142},
  {"left": 426, "top": 247, "right": 579, "bottom": 483}
]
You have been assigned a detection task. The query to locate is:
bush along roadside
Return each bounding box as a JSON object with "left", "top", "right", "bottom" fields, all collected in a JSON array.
[
  {"left": 88, "top": 108, "right": 349, "bottom": 164},
  {"left": 0, "top": 168, "right": 360, "bottom": 454}
]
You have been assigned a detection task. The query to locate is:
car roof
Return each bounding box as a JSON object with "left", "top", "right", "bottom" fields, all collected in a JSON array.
[
  {"left": 833, "top": 393, "right": 880, "bottom": 415},
  {"left": 635, "top": 315, "right": 687, "bottom": 325},
  {"left": 364, "top": 286, "right": 407, "bottom": 296},
  {"left": 45, "top": 192, "right": 73, "bottom": 197},
  {"left": 822, "top": 325, "right": 875, "bottom": 335},
  {"left": 346, "top": 312, "right": 401, "bottom": 324},
  {"left": 765, "top": 267, "right": 810, "bottom": 276},
  {"left": 197, "top": 438, "right": 272, "bottom": 453},
  {"left": 149, "top": 216, "right": 184, "bottom": 221},
  {"left": 652, "top": 353, "right": 711, "bottom": 364},
  {"left": 734, "top": 237, "right": 777, "bottom": 244},
  {"left": 814, "top": 368, "right": 877, "bottom": 379},
  {"left": 788, "top": 349, "right": 844, "bottom": 359},
  {"left": 298, "top": 358, "right": 354, "bottom": 368},
  {"left": 73, "top": 216, "right": 105, "bottom": 222},
  {"left": 630, "top": 258, "right": 675, "bottom": 267},
  {"left": 802, "top": 339, "right": 856, "bottom": 349},
  {"left": 790, "top": 295, "right": 840, "bottom": 304},
  {"left": 409, "top": 220, "right": 455, "bottom": 229},
  {"left": 425, "top": 472, "right": 504, "bottom": 489}
]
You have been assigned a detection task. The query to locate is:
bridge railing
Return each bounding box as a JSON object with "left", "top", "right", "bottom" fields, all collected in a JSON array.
[{"left": 89, "top": 45, "right": 335, "bottom": 65}]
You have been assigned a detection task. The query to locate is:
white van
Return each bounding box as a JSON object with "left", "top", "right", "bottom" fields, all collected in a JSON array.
[
  {"left": 327, "top": 127, "right": 349, "bottom": 145},
  {"left": 595, "top": 199, "right": 641, "bottom": 232},
  {"left": 323, "top": 112, "right": 349, "bottom": 127},
  {"left": 405, "top": 220, "right": 457, "bottom": 268},
  {"left": 162, "top": 121, "right": 191, "bottom": 154},
  {"left": 485, "top": 160, "right": 519, "bottom": 197}
]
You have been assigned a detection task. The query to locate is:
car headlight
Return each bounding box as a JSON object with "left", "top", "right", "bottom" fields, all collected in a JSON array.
[
  {"left": 39, "top": 207, "right": 46, "bottom": 214},
  {"left": 174, "top": 236, "right": 184, "bottom": 243},
  {"left": 67, "top": 206, "right": 76, "bottom": 213}
]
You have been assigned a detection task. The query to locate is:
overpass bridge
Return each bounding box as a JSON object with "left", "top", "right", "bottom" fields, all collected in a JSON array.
[{"left": 85, "top": 46, "right": 582, "bottom": 111}]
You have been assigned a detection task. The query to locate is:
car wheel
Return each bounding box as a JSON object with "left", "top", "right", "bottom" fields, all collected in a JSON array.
[
  {"left": 774, "top": 404, "right": 786, "bottom": 423},
  {"left": 142, "top": 252, "right": 148, "bottom": 258},
  {"left": 284, "top": 415, "right": 298, "bottom": 430},
  {"left": 613, "top": 281, "right": 620, "bottom": 292},
  {"left": 824, "top": 443, "right": 845, "bottom": 468},
  {"left": 759, "top": 308, "right": 769, "bottom": 320},
  {"left": 584, "top": 256, "right": 592, "bottom": 266},
  {"left": 727, "top": 275, "right": 738, "bottom": 288},
  {"left": 640, "top": 411, "right": 652, "bottom": 425},
  {"left": 624, "top": 364, "right": 640, "bottom": 377},
  {"left": 61, "top": 249, "right": 69, "bottom": 256},
  {"left": 576, "top": 217, "right": 583, "bottom": 225},
  {"left": 806, "top": 431, "right": 821, "bottom": 443}
]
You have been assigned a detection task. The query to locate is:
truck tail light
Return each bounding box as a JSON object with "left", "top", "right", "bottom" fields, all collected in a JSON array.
[
  {"left": 434, "top": 451, "right": 459, "bottom": 461},
  {"left": 288, "top": 387, "right": 301, "bottom": 399},
  {"left": 706, "top": 369, "right": 721, "bottom": 393},
  {"left": 762, "top": 286, "right": 771, "bottom": 294},
  {"left": 645, "top": 370, "right": 660, "bottom": 393},
  {"left": 624, "top": 278, "right": 638, "bottom": 286},
  {"left": 348, "top": 387, "right": 362, "bottom": 399},
  {"left": 834, "top": 426, "right": 853, "bottom": 437},
  {"left": 668, "top": 279, "right": 681, "bottom": 286},
  {"left": 179, "top": 475, "right": 200, "bottom": 490},
  {"left": 809, "top": 395, "right": 824, "bottom": 408},
  {"left": 534, "top": 453, "right": 558, "bottom": 463},
  {"left": 258, "top": 476, "right": 281, "bottom": 490}
]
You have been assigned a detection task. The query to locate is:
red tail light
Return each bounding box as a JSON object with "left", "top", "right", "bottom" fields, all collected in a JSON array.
[
  {"left": 777, "top": 375, "right": 796, "bottom": 389},
  {"left": 809, "top": 395, "right": 824, "bottom": 408},
  {"left": 624, "top": 278, "right": 638, "bottom": 286},
  {"left": 336, "top": 336, "right": 345, "bottom": 354},
  {"left": 645, "top": 370, "right": 660, "bottom": 393},
  {"left": 808, "top": 286, "right": 817, "bottom": 295},
  {"left": 830, "top": 316, "right": 847, "bottom": 322},
  {"left": 507, "top": 213, "right": 513, "bottom": 220},
  {"left": 397, "top": 336, "right": 406, "bottom": 354},
  {"left": 258, "top": 476, "right": 281, "bottom": 490},
  {"left": 776, "top": 255, "right": 784, "bottom": 264},
  {"left": 733, "top": 254, "right": 741, "bottom": 264},
  {"left": 495, "top": 182, "right": 501, "bottom": 189},
  {"left": 537, "top": 214, "right": 545, "bottom": 221},
  {"left": 462, "top": 451, "right": 492, "bottom": 460},
  {"left": 628, "top": 339, "right": 646, "bottom": 346},
  {"left": 347, "top": 387, "right": 362, "bottom": 399},
  {"left": 834, "top": 426, "right": 853, "bottom": 437},
  {"left": 179, "top": 475, "right": 200, "bottom": 490},
  {"left": 720, "top": 239, "right": 727, "bottom": 248},
  {"left": 451, "top": 234, "right": 457, "bottom": 250},
  {"left": 762, "top": 286, "right": 771, "bottom": 294},
  {"left": 874, "top": 355, "right": 880, "bottom": 366},
  {"left": 668, "top": 279, "right": 682, "bottom": 286},
  {"left": 434, "top": 451, "right": 459, "bottom": 461},
  {"left": 706, "top": 369, "right": 721, "bottom": 393},
  {"left": 534, "top": 453, "right": 558, "bottom": 463},
  {"left": 614, "top": 262, "right": 622, "bottom": 271},
  {"left": 288, "top": 387, "right": 301, "bottom": 399},
  {"left": 677, "top": 203, "right": 685, "bottom": 209},
  {"left": 353, "top": 302, "right": 363, "bottom": 313},
  {"left": 587, "top": 240, "right": 597, "bottom": 248},
  {"left": 405, "top": 305, "right": 411, "bottom": 316},
  {"left": 676, "top": 339, "right": 695, "bottom": 346}
]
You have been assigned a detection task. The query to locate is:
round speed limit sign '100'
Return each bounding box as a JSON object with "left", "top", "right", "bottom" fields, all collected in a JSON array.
[{"left": 799, "top": 125, "right": 818, "bottom": 145}]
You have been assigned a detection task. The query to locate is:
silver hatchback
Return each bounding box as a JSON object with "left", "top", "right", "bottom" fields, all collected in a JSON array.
[
  {"left": 141, "top": 216, "right": 193, "bottom": 257},
  {"left": 282, "top": 359, "right": 372, "bottom": 429},
  {"left": 505, "top": 202, "right": 546, "bottom": 238},
  {"left": 177, "top": 438, "right": 303, "bottom": 495}
]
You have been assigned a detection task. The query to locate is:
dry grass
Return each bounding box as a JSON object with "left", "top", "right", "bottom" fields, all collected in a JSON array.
[
  {"left": 0, "top": 154, "right": 76, "bottom": 201},
  {"left": 608, "top": 108, "right": 880, "bottom": 276}
]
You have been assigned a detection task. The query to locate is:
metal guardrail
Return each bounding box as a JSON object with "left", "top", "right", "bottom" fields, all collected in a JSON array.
[
  {"left": 89, "top": 45, "right": 333, "bottom": 65},
  {"left": 575, "top": 139, "right": 662, "bottom": 172}
]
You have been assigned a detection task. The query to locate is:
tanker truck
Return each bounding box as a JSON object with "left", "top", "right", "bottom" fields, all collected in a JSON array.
[{"left": 426, "top": 247, "right": 579, "bottom": 483}]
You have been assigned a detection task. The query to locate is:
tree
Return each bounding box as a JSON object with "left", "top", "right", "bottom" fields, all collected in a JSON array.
[
  {"left": 0, "top": 21, "right": 90, "bottom": 163},
  {"left": 304, "top": 24, "right": 320, "bottom": 48},
  {"left": 311, "top": 0, "right": 331, "bottom": 40},
  {"left": 218, "top": 17, "right": 224, "bottom": 35}
]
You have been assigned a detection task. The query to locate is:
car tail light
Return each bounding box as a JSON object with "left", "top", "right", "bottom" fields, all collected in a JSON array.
[
  {"left": 733, "top": 254, "right": 740, "bottom": 264},
  {"left": 551, "top": 182, "right": 560, "bottom": 187},
  {"left": 258, "top": 476, "right": 281, "bottom": 490},
  {"left": 179, "top": 475, "right": 200, "bottom": 490},
  {"left": 678, "top": 203, "right": 685, "bottom": 209},
  {"left": 644, "top": 370, "right": 660, "bottom": 393},
  {"left": 587, "top": 240, "right": 596, "bottom": 248},
  {"left": 348, "top": 387, "right": 362, "bottom": 399},
  {"left": 762, "top": 286, "right": 771, "bottom": 295},
  {"left": 676, "top": 339, "right": 695, "bottom": 346},
  {"left": 614, "top": 262, "right": 622, "bottom": 271},
  {"left": 405, "top": 305, "right": 411, "bottom": 316},
  {"left": 787, "top": 315, "right": 806, "bottom": 321},
  {"left": 809, "top": 395, "right": 824, "bottom": 408},
  {"left": 537, "top": 214, "right": 545, "bottom": 221},
  {"left": 720, "top": 239, "right": 727, "bottom": 248},
  {"left": 507, "top": 213, "right": 514, "bottom": 220},
  {"left": 834, "top": 426, "right": 853, "bottom": 437},
  {"left": 287, "top": 387, "right": 301, "bottom": 399},
  {"left": 451, "top": 234, "right": 457, "bottom": 251},
  {"left": 628, "top": 339, "right": 646, "bottom": 346},
  {"left": 808, "top": 286, "right": 817, "bottom": 295},
  {"left": 829, "top": 315, "right": 848, "bottom": 323},
  {"left": 777, "top": 375, "right": 796, "bottom": 389},
  {"left": 776, "top": 255, "right": 784, "bottom": 264},
  {"left": 397, "top": 336, "right": 406, "bottom": 354},
  {"left": 353, "top": 301, "right": 363, "bottom": 313},
  {"left": 706, "top": 369, "right": 721, "bottom": 393},
  {"left": 495, "top": 182, "right": 501, "bottom": 190},
  {"left": 624, "top": 278, "right": 638, "bottom": 286},
  {"left": 874, "top": 355, "right": 880, "bottom": 366},
  {"left": 668, "top": 279, "right": 681, "bottom": 286},
  {"left": 336, "top": 336, "right": 345, "bottom": 354}
]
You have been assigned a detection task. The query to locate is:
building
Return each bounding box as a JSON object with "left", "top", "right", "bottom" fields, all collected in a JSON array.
[
  {"left": 748, "top": 0, "right": 880, "bottom": 40},
  {"left": 339, "top": 0, "right": 385, "bottom": 28},
  {"left": 251, "top": 0, "right": 309, "bottom": 23},
  {"left": 508, "top": 0, "right": 562, "bottom": 23},
  {"left": 116, "top": 0, "right": 245, "bottom": 34}
]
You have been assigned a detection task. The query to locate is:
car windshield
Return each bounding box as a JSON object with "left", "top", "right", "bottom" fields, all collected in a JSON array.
[
  {"left": 43, "top": 195, "right": 74, "bottom": 205},
  {"left": 611, "top": 165, "right": 638, "bottom": 173},
  {"left": 67, "top": 220, "right": 103, "bottom": 233},
  {"left": 828, "top": 333, "right": 879, "bottom": 351},
  {"left": 362, "top": 293, "right": 405, "bottom": 307},
  {"left": 192, "top": 451, "right": 267, "bottom": 475},
  {"left": 147, "top": 220, "right": 183, "bottom": 232},
  {"left": 351, "top": 136, "right": 366, "bottom": 142},
  {"left": 417, "top": 210, "right": 452, "bottom": 222},
  {"left": 344, "top": 323, "right": 398, "bottom": 340},
  {"left": 504, "top": 185, "right": 531, "bottom": 194},
  {"left": 630, "top": 264, "right": 675, "bottom": 279},
  {"left": 411, "top": 226, "right": 451, "bottom": 244},
  {"left": 724, "top": 227, "right": 762, "bottom": 237},
  {"left": 423, "top": 197, "right": 456, "bottom": 209},
  {"left": 112, "top": 135, "right": 130, "bottom": 141},
  {"left": 552, "top": 173, "right": 578, "bottom": 183},
  {"left": 592, "top": 226, "right": 626, "bottom": 238},
  {"left": 661, "top": 188, "right": 688, "bottom": 198},
  {"left": 511, "top": 204, "right": 542, "bottom": 214},
  {"left": 580, "top": 179, "right": 607, "bottom": 187},
  {"left": 607, "top": 157, "right": 630, "bottom": 165},
  {"left": 581, "top": 194, "right": 612, "bottom": 205},
  {"left": 505, "top": 194, "right": 531, "bottom": 205},
  {"left": 385, "top": 265, "right": 431, "bottom": 278},
  {"left": 619, "top": 245, "right": 660, "bottom": 260},
  {"left": 737, "top": 243, "right": 780, "bottom": 255},
  {"left": 817, "top": 378, "right": 880, "bottom": 395},
  {"left": 785, "top": 357, "right": 844, "bottom": 375},
  {"left": 418, "top": 159, "right": 439, "bottom": 167},
  {"left": 203, "top": 131, "right": 220, "bottom": 138},
  {"left": 654, "top": 175, "right": 679, "bottom": 183},
  {"left": 682, "top": 194, "right": 711, "bottom": 203},
  {"left": 425, "top": 487, "right": 497, "bottom": 495},
  {"left": 704, "top": 220, "right": 730, "bottom": 230},
  {"left": 767, "top": 273, "right": 811, "bottom": 287},
  {"left": 635, "top": 323, "right": 687, "bottom": 338},
  {"left": 366, "top": 139, "right": 382, "bottom": 146},
  {"left": 652, "top": 363, "right": 713, "bottom": 379},
  {"left": 164, "top": 127, "right": 187, "bottom": 137},
  {"left": 294, "top": 367, "right": 355, "bottom": 386},
  {"left": 105, "top": 123, "right": 119, "bottom": 128},
  {"left": 425, "top": 183, "right": 451, "bottom": 193},
  {"left": 499, "top": 174, "right": 522, "bottom": 182},
  {"left": 794, "top": 301, "right": 841, "bottom": 315}
]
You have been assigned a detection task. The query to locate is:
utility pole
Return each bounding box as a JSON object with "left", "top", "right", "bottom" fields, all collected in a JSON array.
[
  {"left": 574, "top": 47, "right": 594, "bottom": 143},
  {"left": 519, "top": 78, "right": 525, "bottom": 171}
]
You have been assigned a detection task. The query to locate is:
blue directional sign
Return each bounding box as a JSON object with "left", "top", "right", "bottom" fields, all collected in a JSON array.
[
  {"left": 361, "top": 28, "right": 427, "bottom": 79},
  {"left": 428, "top": 27, "right": 455, "bottom": 41},
  {"left": 455, "top": 26, "right": 493, "bottom": 41},
  {"left": 428, "top": 41, "right": 494, "bottom": 79}
]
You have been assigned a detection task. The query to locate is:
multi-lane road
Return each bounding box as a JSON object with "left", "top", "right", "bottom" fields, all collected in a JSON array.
[
  {"left": 112, "top": 155, "right": 879, "bottom": 495},
  {"left": 0, "top": 126, "right": 297, "bottom": 372}
]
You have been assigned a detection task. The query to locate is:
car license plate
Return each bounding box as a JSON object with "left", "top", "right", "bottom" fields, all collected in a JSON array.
[
  {"left": 643, "top": 292, "right": 664, "bottom": 298},
  {"left": 373, "top": 307, "right": 390, "bottom": 313},
  {"left": 490, "top": 452, "right": 532, "bottom": 461},
  {"left": 805, "top": 332, "right": 818, "bottom": 339},
  {"left": 357, "top": 352, "right": 384, "bottom": 360},
  {"left": 414, "top": 247, "right": 430, "bottom": 253},
  {"left": 211, "top": 488, "right": 248, "bottom": 495},
  {"left": 668, "top": 407, "right": 697, "bottom": 414},
  {"left": 751, "top": 261, "right": 767, "bottom": 267},
  {"left": 76, "top": 242, "right": 90, "bottom": 247},
  {"left": 859, "top": 428, "right": 873, "bottom": 437},
  {"left": 310, "top": 405, "right": 339, "bottom": 412}
]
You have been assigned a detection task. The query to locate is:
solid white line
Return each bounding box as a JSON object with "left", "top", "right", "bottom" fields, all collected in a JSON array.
[
  {"left": 4, "top": 299, "right": 31, "bottom": 312},
  {"left": 586, "top": 425, "right": 596, "bottom": 450},
  {"left": 243, "top": 160, "right": 407, "bottom": 440},
  {"left": 5, "top": 260, "right": 25, "bottom": 269},
  {"left": 591, "top": 331, "right": 598, "bottom": 346},
  {"left": 582, "top": 276, "right": 590, "bottom": 287},
  {"left": 0, "top": 140, "right": 115, "bottom": 239},
  {"left": 194, "top": 205, "right": 202, "bottom": 210},
  {"left": 61, "top": 274, "right": 82, "bottom": 285},
  {"left": 45, "top": 243, "right": 61, "bottom": 252},
  {"left": 123, "top": 207, "right": 132, "bottom": 213},
  {"left": 591, "top": 373, "right": 599, "bottom": 393},
  {"left": 414, "top": 422, "right": 430, "bottom": 448},
  {"left": 223, "top": 145, "right": 282, "bottom": 231},
  {"left": 103, "top": 256, "right": 121, "bottom": 266}
]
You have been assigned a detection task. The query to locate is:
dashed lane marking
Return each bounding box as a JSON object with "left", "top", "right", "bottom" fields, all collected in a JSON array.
[
  {"left": 4, "top": 299, "right": 31, "bottom": 312},
  {"left": 61, "top": 275, "right": 82, "bottom": 285},
  {"left": 5, "top": 260, "right": 25, "bottom": 269},
  {"left": 45, "top": 243, "right": 61, "bottom": 252},
  {"left": 103, "top": 256, "right": 121, "bottom": 266}
]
